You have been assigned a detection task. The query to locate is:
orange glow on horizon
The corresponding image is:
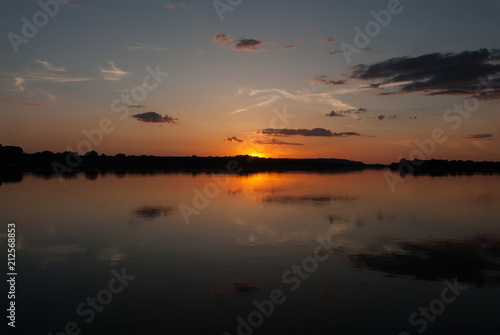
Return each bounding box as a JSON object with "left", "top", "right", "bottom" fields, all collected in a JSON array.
[{"left": 246, "top": 151, "right": 266, "bottom": 158}]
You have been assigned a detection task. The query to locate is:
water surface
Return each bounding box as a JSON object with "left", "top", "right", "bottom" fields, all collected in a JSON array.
[{"left": 1, "top": 170, "right": 500, "bottom": 334}]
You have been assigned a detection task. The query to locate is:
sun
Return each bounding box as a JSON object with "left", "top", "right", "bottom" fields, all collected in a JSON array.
[{"left": 246, "top": 151, "right": 265, "bottom": 158}]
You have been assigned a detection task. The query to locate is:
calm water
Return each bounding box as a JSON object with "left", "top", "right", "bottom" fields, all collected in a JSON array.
[{"left": 1, "top": 170, "right": 500, "bottom": 334}]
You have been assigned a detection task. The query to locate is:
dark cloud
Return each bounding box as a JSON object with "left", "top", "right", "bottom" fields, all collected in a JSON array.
[
  {"left": 466, "top": 133, "right": 494, "bottom": 140},
  {"left": 312, "top": 75, "right": 345, "bottom": 86},
  {"left": 252, "top": 138, "right": 303, "bottom": 146},
  {"left": 325, "top": 51, "right": 343, "bottom": 55},
  {"left": 349, "top": 48, "right": 500, "bottom": 99},
  {"left": 258, "top": 128, "right": 361, "bottom": 137},
  {"left": 223, "top": 136, "right": 244, "bottom": 143},
  {"left": 213, "top": 34, "right": 270, "bottom": 52},
  {"left": 377, "top": 115, "right": 385, "bottom": 120},
  {"left": 409, "top": 116, "right": 418, "bottom": 120},
  {"left": 326, "top": 111, "right": 345, "bottom": 117},
  {"left": 234, "top": 39, "right": 265, "bottom": 51},
  {"left": 326, "top": 108, "right": 367, "bottom": 117},
  {"left": 132, "top": 112, "right": 178, "bottom": 124}
]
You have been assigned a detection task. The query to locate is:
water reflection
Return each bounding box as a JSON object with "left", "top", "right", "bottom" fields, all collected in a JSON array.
[
  {"left": 349, "top": 236, "right": 500, "bottom": 287},
  {"left": 134, "top": 206, "right": 174, "bottom": 220},
  {"left": 1, "top": 170, "right": 500, "bottom": 334}
]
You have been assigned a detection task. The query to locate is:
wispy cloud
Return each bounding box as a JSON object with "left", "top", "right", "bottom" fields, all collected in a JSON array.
[
  {"left": 132, "top": 112, "right": 178, "bottom": 124},
  {"left": 16, "top": 60, "right": 92, "bottom": 84},
  {"left": 35, "top": 60, "right": 66, "bottom": 72},
  {"left": 252, "top": 138, "right": 303, "bottom": 145},
  {"left": 257, "top": 128, "right": 361, "bottom": 137},
  {"left": 6, "top": 60, "right": 90, "bottom": 102},
  {"left": 319, "top": 36, "right": 335, "bottom": 44},
  {"left": 325, "top": 51, "right": 343, "bottom": 55},
  {"left": 126, "top": 43, "right": 167, "bottom": 52},
  {"left": 237, "top": 86, "right": 354, "bottom": 112},
  {"left": 13, "top": 77, "right": 25, "bottom": 91},
  {"left": 166, "top": 2, "right": 187, "bottom": 11},
  {"left": 100, "top": 61, "right": 131, "bottom": 81},
  {"left": 282, "top": 45, "right": 297, "bottom": 50},
  {"left": 231, "top": 95, "right": 279, "bottom": 114}
]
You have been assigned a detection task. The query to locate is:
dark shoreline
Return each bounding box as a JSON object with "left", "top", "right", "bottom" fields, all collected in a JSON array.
[{"left": 1, "top": 145, "right": 500, "bottom": 185}]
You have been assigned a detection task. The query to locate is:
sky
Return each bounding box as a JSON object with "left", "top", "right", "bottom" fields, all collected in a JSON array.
[{"left": 1, "top": 0, "right": 499, "bottom": 164}]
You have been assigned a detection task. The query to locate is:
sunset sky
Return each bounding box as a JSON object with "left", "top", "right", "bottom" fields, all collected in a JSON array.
[{"left": 1, "top": 0, "right": 499, "bottom": 163}]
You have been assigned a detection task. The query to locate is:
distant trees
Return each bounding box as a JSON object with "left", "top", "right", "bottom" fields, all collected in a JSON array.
[{"left": 0, "top": 144, "right": 24, "bottom": 167}]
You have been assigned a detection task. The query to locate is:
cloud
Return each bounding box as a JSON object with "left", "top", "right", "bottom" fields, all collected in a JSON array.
[
  {"left": 17, "top": 60, "right": 92, "bottom": 84},
  {"left": 319, "top": 36, "right": 335, "bottom": 44},
  {"left": 349, "top": 48, "right": 500, "bottom": 99},
  {"left": 126, "top": 44, "right": 167, "bottom": 52},
  {"left": 213, "top": 33, "right": 233, "bottom": 43},
  {"left": 325, "top": 51, "right": 343, "bottom": 55},
  {"left": 14, "top": 77, "right": 25, "bottom": 91},
  {"left": 0, "top": 97, "right": 43, "bottom": 107},
  {"left": 252, "top": 138, "right": 303, "bottom": 146},
  {"left": 100, "top": 61, "right": 130, "bottom": 81},
  {"left": 258, "top": 128, "right": 361, "bottom": 137},
  {"left": 234, "top": 39, "right": 266, "bottom": 52},
  {"left": 409, "top": 116, "right": 418, "bottom": 120},
  {"left": 237, "top": 86, "right": 354, "bottom": 112},
  {"left": 213, "top": 34, "right": 272, "bottom": 52},
  {"left": 312, "top": 75, "right": 345, "bottom": 86},
  {"left": 326, "top": 108, "right": 367, "bottom": 117},
  {"left": 35, "top": 60, "right": 66, "bottom": 72},
  {"left": 283, "top": 45, "right": 296, "bottom": 50},
  {"left": 223, "top": 136, "right": 244, "bottom": 143},
  {"left": 7, "top": 61, "right": 89, "bottom": 103},
  {"left": 129, "top": 104, "right": 146, "bottom": 108},
  {"left": 132, "top": 112, "right": 178, "bottom": 124},
  {"left": 166, "top": 2, "right": 187, "bottom": 11},
  {"left": 466, "top": 133, "right": 494, "bottom": 140},
  {"left": 326, "top": 111, "right": 345, "bottom": 117},
  {"left": 377, "top": 115, "right": 385, "bottom": 120}
]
